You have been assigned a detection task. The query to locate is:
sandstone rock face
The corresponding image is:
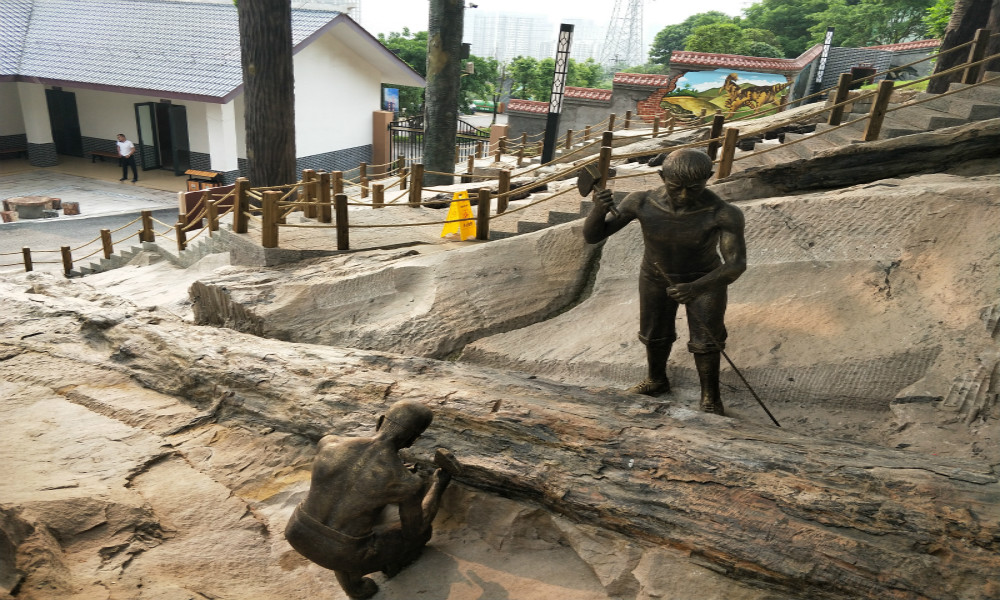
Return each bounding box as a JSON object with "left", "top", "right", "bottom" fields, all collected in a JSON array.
[
  {"left": 463, "top": 173, "right": 1000, "bottom": 447},
  {"left": 2, "top": 279, "right": 998, "bottom": 600},
  {"left": 190, "top": 222, "right": 596, "bottom": 359}
]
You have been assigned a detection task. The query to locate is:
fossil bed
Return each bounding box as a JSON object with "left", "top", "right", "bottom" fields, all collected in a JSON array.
[{"left": 2, "top": 163, "right": 999, "bottom": 600}]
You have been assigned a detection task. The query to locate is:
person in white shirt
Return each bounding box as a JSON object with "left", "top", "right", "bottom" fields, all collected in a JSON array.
[{"left": 116, "top": 133, "right": 137, "bottom": 183}]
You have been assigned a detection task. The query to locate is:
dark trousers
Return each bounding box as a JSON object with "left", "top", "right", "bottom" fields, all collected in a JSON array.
[{"left": 121, "top": 155, "right": 137, "bottom": 181}]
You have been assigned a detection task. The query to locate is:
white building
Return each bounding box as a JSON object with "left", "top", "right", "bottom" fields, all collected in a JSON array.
[{"left": 0, "top": 0, "right": 422, "bottom": 184}]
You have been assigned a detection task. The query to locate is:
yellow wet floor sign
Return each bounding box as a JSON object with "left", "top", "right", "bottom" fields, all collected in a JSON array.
[{"left": 440, "top": 191, "right": 476, "bottom": 240}]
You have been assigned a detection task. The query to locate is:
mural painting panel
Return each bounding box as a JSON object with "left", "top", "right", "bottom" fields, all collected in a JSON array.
[{"left": 661, "top": 69, "right": 791, "bottom": 121}]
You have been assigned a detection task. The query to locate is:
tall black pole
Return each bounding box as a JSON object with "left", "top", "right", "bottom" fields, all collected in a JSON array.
[{"left": 541, "top": 24, "right": 574, "bottom": 164}]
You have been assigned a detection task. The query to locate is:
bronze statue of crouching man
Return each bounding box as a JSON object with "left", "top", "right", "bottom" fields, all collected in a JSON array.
[{"left": 285, "top": 400, "right": 459, "bottom": 599}]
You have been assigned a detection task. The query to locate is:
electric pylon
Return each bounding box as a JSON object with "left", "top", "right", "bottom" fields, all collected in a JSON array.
[{"left": 598, "top": 0, "right": 644, "bottom": 69}]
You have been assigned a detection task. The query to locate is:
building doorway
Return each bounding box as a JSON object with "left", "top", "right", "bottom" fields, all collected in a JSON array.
[
  {"left": 134, "top": 102, "right": 190, "bottom": 175},
  {"left": 45, "top": 89, "right": 83, "bottom": 157}
]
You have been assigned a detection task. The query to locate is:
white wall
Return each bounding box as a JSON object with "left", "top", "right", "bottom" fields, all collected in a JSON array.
[
  {"left": 67, "top": 86, "right": 211, "bottom": 154},
  {"left": 0, "top": 83, "right": 25, "bottom": 136},
  {"left": 16, "top": 84, "right": 51, "bottom": 143},
  {"left": 293, "top": 31, "right": 382, "bottom": 156}
]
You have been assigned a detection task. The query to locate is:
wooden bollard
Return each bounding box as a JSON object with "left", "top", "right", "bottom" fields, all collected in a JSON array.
[
  {"left": 652, "top": 115, "right": 660, "bottom": 138},
  {"left": 624, "top": 110, "right": 632, "bottom": 130},
  {"left": 517, "top": 132, "right": 527, "bottom": 166},
  {"left": 409, "top": 163, "right": 424, "bottom": 207},
  {"left": 668, "top": 116, "right": 675, "bottom": 133},
  {"left": 602, "top": 130, "right": 614, "bottom": 147},
  {"left": 584, "top": 125, "right": 591, "bottom": 141},
  {"left": 332, "top": 171, "right": 344, "bottom": 195},
  {"left": 359, "top": 162, "right": 367, "bottom": 181},
  {"left": 863, "top": 80, "right": 894, "bottom": 142},
  {"left": 261, "top": 191, "right": 280, "bottom": 248},
  {"left": 207, "top": 200, "right": 219, "bottom": 233},
  {"left": 476, "top": 141, "right": 484, "bottom": 159},
  {"left": 499, "top": 136, "right": 507, "bottom": 154},
  {"left": 100, "top": 228, "right": 113, "bottom": 259},
  {"left": 335, "top": 193, "right": 349, "bottom": 250},
  {"left": 60, "top": 246, "right": 72, "bottom": 276},
  {"left": 565, "top": 129, "right": 574, "bottom": 149},
  {"left": 174, "top": 223, "right": 187, "bottom": 252},
  {"left": 319, "top": 171, "right": 332, "bottom": 223},
  {"left": 608, "top": 113, "right": 616, "bottom": 131},
  {"left": 22, "top": 247, "right": 32, "bottom": 272},
  {"left": 476, "top": 188, "right": 490, "bottom": 241},
  {"left": 494, "top": 148, "right": 502, "bottom": 163},
  {"left": 360, "top": 177, "right": 369, "bottom": 199},
  {"left": 397, "top": 155, "right": 405, "bottom": 175},
  {"left": 963, "top": 28, "right": 990, "bottom": 84},
  {"left": 497, "top": 169, "right": 511, "bottom": 214},
  {"left": 140, "top": 209, "right": 155, "bottom": 242},
  {"left": 233, "top": 178, "right": 249, "bottom": 234},
  {"left": 828, "top": 73, "right": 852, "bottom": 126},
  {"left": 400, "top": 166, "right": 408, "bottom": 190},
  {"left": 463, "top": 154, "right": 474, "bottom": 184},
  {"left": 707, "top": 114, "right": 725, "bottom": 160},
  {"left": 717, "top": 128, "right": 740, "bottom": 179},
  {"left": 372, "top": 183, "right": 385, "bottom": 209},
  {"left": 303, "top": 169, "right": 317, "bottom": 219}
]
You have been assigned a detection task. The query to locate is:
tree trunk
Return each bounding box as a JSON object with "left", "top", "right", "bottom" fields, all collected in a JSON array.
[
  {"left": 986, "top": 0, "right": 1000, "bottom": 71},
  {"left": 927, "top": 0, "right": 994, "bottom": 94},
  {"left": 238, "top": 0, "right": 297, "bottom": 187},
  {"left": 423, "top": 0, "right": 464, "bottom": 187}
]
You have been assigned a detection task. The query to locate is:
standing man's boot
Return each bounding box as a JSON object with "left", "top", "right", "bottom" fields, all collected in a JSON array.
[
  {"left": 629, "top": 344, "right": 672, "bottom": 396},
  {"left": 694, "top": 351, "right": 725, "bottom": 415}
]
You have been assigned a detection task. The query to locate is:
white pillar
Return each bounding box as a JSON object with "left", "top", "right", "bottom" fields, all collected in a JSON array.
[
  {"left": 205, "top": 101, "right": 239, "bottom": 172},
  {"left": 17, "top": 83, "right": 53, "bottom": 144}
]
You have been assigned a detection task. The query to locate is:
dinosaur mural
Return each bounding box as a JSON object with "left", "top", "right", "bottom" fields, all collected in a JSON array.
[{"left": 660, "top": 69, "right": 792, "bottom": 120}]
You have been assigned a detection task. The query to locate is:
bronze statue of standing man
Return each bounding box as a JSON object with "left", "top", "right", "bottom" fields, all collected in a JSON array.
[
  {"left": 285, "top": 400, "right": 459, "bottom": 598},
  {"left": 583, "top": 148, "right": 747, "bottom": 415}
]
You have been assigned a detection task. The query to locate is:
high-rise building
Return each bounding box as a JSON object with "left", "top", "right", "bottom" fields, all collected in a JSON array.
[{"left": 464, "top": 11, "right": 603, "bottom": 64}]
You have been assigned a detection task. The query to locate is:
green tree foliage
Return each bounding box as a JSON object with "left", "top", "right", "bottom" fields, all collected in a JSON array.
[
  {"left": 508, "top": 55, "right": 539, "bottom": 99},
  {"left": 685, "top": 23, "right": 747, "bottom": 53},
  {"left": 460, "top": 55, "right": 499, "bottom": 112},
  {"left": 923, "top": 0, "right": 955, "bottom": 37},
  {"left": 741, "top": 0, "right": 828, "bottom": 57},
  {"left": 378, "top": 28, "right": 428, "bottom": 114},
  {"left": 649, "top": 11, "right": 737, "bottom": 64},
  {"left": 808, "top": 0, "right": 935, "bottom": 47},
  {"left": 572, "top": 58, "right": 606, "bottom": 88}
]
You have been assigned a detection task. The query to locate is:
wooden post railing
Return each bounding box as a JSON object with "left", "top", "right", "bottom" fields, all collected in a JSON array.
[
  {"left": 333, "top": 171, "right": 344, "bottom": 196},
  {"left": 319, "top": 171, "right": 332, "bottom": 223},
  {"left": 717, "top": 128, "right": 740, "bottom": 179},
  {"left": 207, "top": 199, "right": 219, "bottom": 233},
  {"left": 517, "top": 132, "right": 527, "bottom": 166},
  {"left": 140, "top": 209, "right": 156, "bottom": 242},
  {"left": 22, "top": 247, "right": 32, "bottom": 273},
  {"left": 828, "top": 73, "right": 853, "bottom": 126},
  {"left": 302, "top": 169, "right": 316, "bottom": 218},
  {"left": 565, "top": 129, "right": 573, "bottom": 150},
  {"left": 60, "top": 246, "right": 72, "bottom": 276},
  {"left": 497, "top": 169, "right": 511, "bottom": 214},
  {"left": 233, "top": 178, "right": 249, "bottom": 234},
  {"left": 372, "top": 182, "right": 385, "bottom": 209},
  {"left": 964, "top": 28, "right": 990, "bottom": 84},
  {"left": 397, "top": 155, "right": 405, "bottom": 174},
  {"left": 608, "top": 113, "right": 616, "bottom": 131},
  {"left": 476, "top": 188, "right": 491, "bottom": 241},
  {"left": 668, "top": 116, "right": 676, "bottom": 133},
  {"left": 400, "top": 166, "right": 408, "bottom": 190},
  {"left": 360, "top": 176, "right": 369, "bottom": 199},
  {"left": 335, "top": 193, "right": 349, "bottom": 250},
  {"left": 261, "top": 191, "right": 280, "bottom": 248},
  {"left": 409, "top": 163, "right": 424, "bottom": 207},
  {"left": 100, "top": 229, "right": 113, "bottom": 259},
  {"left": 624, "top": 110, "right": 632, "bottom": 130},
  {"left": 863, "top": 80, "right": 894, "bottom": 142},
  {"left": 707, "top": 114, "right": 725, "bottom": 160},
  {"left": 476, "top": 141, "right": 484, "bottom": 159},
  {"left": 652, "top": 115, "right": 660, "bottom": 138},
  {"left": 463, "top": 154, "right": 474, "bottom": 184},
  {"left": 174, "top": 223, "right": 186, "bottom": 252},
  {"left": 359, "top": 162, "right": 367, "bottom": 182},
  {"left": 499, "top": 136, "right": 507, "bottom": 154}
]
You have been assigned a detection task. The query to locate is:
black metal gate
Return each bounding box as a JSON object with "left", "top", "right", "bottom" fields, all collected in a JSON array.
[{"left": 388, "top": 115, "right": 490, "bottom": 167}]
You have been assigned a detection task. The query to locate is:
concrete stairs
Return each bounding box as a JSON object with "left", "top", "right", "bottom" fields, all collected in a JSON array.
[
  {"left": 728, "top": 72, "right": 1000, "bottom": 176},
  {"left": 71, "top": 225, "right": 234, "bottom": 277}
]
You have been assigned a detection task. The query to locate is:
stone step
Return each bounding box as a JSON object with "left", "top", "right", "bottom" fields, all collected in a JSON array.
[
  {"left": 947, "top": 81, "right": 1000, "bottom": 103},
  {"left": 912, "top": 92, "right": 1000, "bottom": 120},
  {"left": 516, "top": 221, "right": 549, "bottom": 235},
  {"left": 783, "top": 132, "right": 842, "bottom": 154},
  {"left": 547, "top": 210, "right": 583, "bottom": 225},
  {"left": 883, "top": 104, "right": 967, "bottom": 130}
]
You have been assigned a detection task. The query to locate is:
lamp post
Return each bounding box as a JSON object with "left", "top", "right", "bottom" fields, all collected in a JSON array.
[{"left": 541, "top": 23, "right": 574, "bottom": 164}]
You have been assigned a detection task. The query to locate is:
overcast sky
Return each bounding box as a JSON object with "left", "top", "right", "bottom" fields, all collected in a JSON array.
[{"left": 361, "top": 0, "right": 754, "bottom": 47}]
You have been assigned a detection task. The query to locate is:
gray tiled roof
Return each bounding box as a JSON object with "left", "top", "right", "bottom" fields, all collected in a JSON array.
[{"left": 1, "top": 0, "right": 339, "bottom": 99}]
